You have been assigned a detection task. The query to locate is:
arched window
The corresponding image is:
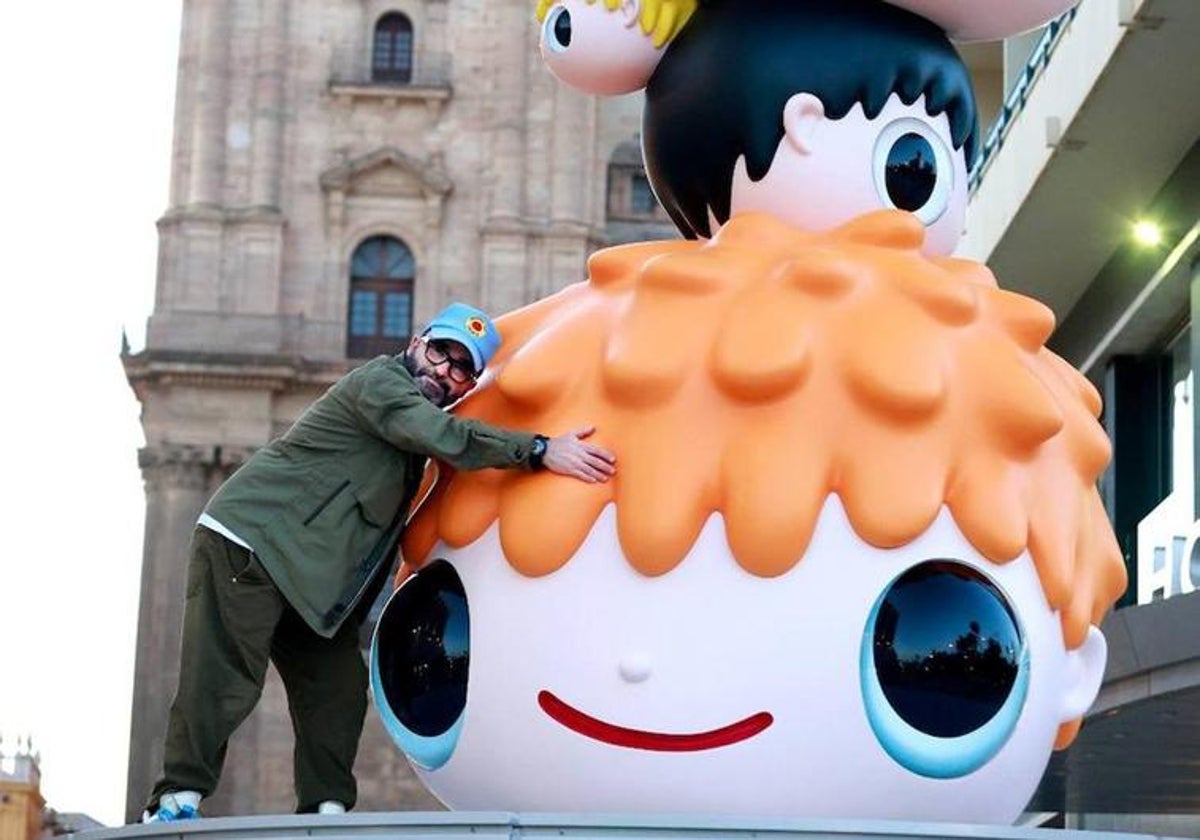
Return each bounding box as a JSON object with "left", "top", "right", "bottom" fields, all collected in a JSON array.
[
  {"left": 372, "top": 12, "right": 414, "bottom": 83},
  {"left": 347, "top": 235, "right": 415, "bottom": 359},
  {"left": 606, "top": 137, "right": 672, "bottom": 223}
]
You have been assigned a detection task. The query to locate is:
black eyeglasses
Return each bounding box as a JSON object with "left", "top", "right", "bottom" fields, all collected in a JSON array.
[{"left": 424, "top": 339, "right": 477, "bottom": 384}]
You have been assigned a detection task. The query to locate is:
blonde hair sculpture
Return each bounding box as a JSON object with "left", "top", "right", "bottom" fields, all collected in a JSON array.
[{"left": 535, "top": 0, "right": 697, "bottom": 48}]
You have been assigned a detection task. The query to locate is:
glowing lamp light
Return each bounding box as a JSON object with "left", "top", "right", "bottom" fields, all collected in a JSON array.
[{"left": 1133, "top": 220, "right": 1164, "bottom": 247}]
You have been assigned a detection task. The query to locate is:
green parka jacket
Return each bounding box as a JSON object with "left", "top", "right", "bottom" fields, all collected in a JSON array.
[{"left": 204, "top": 355, "right": 537, "bottom": 637}]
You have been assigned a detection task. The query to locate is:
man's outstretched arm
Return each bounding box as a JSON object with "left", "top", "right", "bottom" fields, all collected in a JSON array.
[{"left": 349, "top": 360, "right": 615, "bottom": 481}]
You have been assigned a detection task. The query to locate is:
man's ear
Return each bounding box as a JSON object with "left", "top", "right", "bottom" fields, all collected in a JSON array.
[
  {"left": 1059, "top": 625, "right": 1108, "bottom": 722},
  {"left": 782, "top": 92, "right": 826, "bottom": 156}
]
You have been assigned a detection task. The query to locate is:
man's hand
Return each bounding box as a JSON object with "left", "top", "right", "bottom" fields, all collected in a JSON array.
[{"left": 543, "top": 427, "right": 617, "bottom": 483}]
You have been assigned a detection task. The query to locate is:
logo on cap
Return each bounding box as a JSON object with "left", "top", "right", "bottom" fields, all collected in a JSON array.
[{"left": 465, "top": 316, "right": 487, "bottom": 337}]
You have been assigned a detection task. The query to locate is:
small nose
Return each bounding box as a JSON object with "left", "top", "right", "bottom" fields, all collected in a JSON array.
[{"left": 619, "top": 654, "right": 652, "bottom": 684}]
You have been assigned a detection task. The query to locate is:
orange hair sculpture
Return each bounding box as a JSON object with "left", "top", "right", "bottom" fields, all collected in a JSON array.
[{"left": 405, "top": 211, "right": 1124, "bottom": 659}]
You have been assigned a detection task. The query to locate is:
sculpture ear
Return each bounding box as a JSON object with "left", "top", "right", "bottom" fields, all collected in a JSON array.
[
  {"left": 1059, "top": 625, "right": 1107, "bottom": 722},
  {"left": 620, "top": 0, "right": 640, "bottom": 27},
  {"left": 782, "top": 93, "right": 826, "bottom": 156},
  {"left": 882, "top": 0, "right": 1079, "bottom": 41}
]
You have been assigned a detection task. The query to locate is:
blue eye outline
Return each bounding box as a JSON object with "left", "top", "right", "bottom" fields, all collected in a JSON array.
[
  {"left": 859, "top": 561, "right": 1030, "bottom": 779},
  {"left": 368, "top": 561, "right": 469, "bottom": 771},
  {"left": 370, "top": 641, "right": 465, "bottom": 770},
  {"left": 543, "top": 5, "right": 572, "bottom": 53}
]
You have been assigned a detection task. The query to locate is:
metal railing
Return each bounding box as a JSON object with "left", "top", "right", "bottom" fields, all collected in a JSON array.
[{"left": 967, "top": 8, "right": 1080, "bottom": 194}]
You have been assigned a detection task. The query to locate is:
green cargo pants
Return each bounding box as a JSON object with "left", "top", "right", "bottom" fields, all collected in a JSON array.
[{"left": 147, "top": 526, "right": 368, "bottom": 814}]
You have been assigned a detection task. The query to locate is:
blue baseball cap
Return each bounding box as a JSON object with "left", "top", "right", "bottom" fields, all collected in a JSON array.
[{"left": 423, "top": 302, "right": 501, "bottom": 374}]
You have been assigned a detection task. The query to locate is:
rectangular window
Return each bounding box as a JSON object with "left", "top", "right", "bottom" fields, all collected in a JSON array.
[
  {"left": 373, "top": 34, "right": 393, "bottom": 69},
  {"left": 393, "top": 33, "right": 413, "bottom": 67},
  {"left": 350, "top": 291, "right": 378, "bottom": 337},
  {"left": 382, "top": 292, "right": 412, "bottom": 338},
  {"left": 631, "top": 174, "right": 657, "bottom": 216}
]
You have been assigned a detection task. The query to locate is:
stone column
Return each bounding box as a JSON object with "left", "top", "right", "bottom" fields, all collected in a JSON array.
[
  {"left": 549, "top": 84, "right": 594, "bottom": 224},
  {"left": 169, "top": 3, "right": 200, "bottom": 209},
  {"left": 124, "top": 445, "right": 216, "bottom": 823},
  {"left": 485, "top": 2, "right": 530, "bottom": 223},
  {"left": 188, "top": 0, "right": 232, "bottom": 207},
  {"left": 250, "top": 0, "right": 287, "bottom": 210}
]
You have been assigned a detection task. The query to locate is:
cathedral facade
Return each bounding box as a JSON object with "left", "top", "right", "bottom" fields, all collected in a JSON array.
[{"left": 123, "top": 0, "right": 674, "bottom": 821}]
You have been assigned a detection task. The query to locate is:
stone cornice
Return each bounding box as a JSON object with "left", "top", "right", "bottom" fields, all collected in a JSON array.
[
  {"left": 481, "top": 217, "right": 606, "bottom": 241},
  {"left": 320, "top": 146, "right": 453, "bottom": 197},
  {"left": 138, "top": 443, "right": 212, "bottom": 490},
  {"left": 138, "top": 442, "right": 258, "bottom": 487},
  {"left": 122, "top": 350, "right": 352, "bottom": 401},
  {"left": 328, "top": 81, "right": 452, "bottom": 108},
  {"left": 157, "top": 205, "right": 286, "bottom": 228}
]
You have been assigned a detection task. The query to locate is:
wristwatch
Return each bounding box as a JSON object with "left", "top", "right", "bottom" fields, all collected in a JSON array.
[{"left": 529, "top": 434, "right": 549, "bottom": 470}]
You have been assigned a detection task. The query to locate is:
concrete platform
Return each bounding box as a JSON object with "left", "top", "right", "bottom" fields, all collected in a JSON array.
[{"left": 75, "top": 813, "right": 1162, "bottom": 840}]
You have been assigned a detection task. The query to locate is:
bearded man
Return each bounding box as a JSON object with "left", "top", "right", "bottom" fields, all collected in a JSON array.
[{"left": 144, "top": 302, "right": 616, "bottom": 822}]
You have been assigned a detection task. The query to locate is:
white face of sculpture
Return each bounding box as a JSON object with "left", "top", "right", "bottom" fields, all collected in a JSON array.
[
  {"left": 539, "top": 0, "right": 666, "bottom": 95},
  {"left": 371, "top": 497, "right": 1107, "bottom": 823},
  {"left": 728, "top": 94, "right": 969, "bottom": 256}
]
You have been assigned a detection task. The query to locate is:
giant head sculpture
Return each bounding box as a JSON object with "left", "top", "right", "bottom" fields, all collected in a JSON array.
[
  {"left": 369, "top": 0, "right": 1124, "bottom": 824},
  {"left": 371, "top": 213, "right": 1124, "bottom": 822}
]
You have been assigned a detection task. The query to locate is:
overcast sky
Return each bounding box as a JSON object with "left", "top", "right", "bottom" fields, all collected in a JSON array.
[{"left": 0, "top": 2, "right": 181, "bottom": 825}]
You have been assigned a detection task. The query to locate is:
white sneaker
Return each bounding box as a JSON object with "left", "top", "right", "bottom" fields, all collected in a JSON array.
[
  {"left": 317, "top": 801, "right": 346, "bottom": 815},
  {"left": 143, "top": 791, "right": 202, "bottom": 823}
]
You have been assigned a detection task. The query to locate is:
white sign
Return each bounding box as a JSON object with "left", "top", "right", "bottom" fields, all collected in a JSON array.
[
  {"left": 1136, "top": 499, "right": 1199, "bottom": 604},
  {"left": 1135, "top": 372, "right": 1195, "bottom": 604}
]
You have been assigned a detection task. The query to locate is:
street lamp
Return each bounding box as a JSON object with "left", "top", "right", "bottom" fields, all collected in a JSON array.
[{"left": 1133, "top": 220, "right": 1164, "bottom": 247}]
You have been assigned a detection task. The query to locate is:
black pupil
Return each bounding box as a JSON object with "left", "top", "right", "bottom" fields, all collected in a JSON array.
[
  {"left": 885, "top": 133, "right": 938, "bottom": 212},
  {"left": 375, "top": 560, "right": 469, "bottom": 737},
  {"left": 872, "top": 561, "right": 1022, "bottom": 738},
  {"left": 553, "top": 9, "right": 572, "bottom": 47}
]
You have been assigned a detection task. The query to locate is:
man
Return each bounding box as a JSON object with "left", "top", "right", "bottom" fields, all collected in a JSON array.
[{"left": 144, "top": 302, "right": 616, "bottom": 822}]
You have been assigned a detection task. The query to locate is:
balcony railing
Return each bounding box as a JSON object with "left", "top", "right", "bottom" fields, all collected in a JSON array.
[
  {"left": 967, "top": 8, "right": 1079, "bottom": 194},
  {"left": 329, "top": 52, "right": 453, "bottom": 103}
]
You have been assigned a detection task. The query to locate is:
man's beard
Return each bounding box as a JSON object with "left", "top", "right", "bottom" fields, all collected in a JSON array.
[{"left": 403, "top": 349, "right": 450, "bottom": 406}]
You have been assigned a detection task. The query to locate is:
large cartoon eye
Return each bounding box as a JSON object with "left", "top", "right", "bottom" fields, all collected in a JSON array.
[
  {"left": 860, "top": 561, "right": 1029, "bottom": 779},
  {"left": 542, "top": 5, "right": 572, "bottom": 53},
  {"left": 369, "top": 560, "right": 469, "bottom": 770},
  {"left": 872, "top": 118, "right": 954, "bottom": 226}
]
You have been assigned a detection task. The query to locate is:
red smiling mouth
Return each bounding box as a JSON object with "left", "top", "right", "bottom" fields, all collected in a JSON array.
[{"left": 538, "top": 690, "right": 773, "bottom": 752}]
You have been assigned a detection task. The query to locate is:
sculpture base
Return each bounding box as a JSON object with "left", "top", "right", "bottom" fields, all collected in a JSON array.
[{"left": 81, "top": 812, "right": 1155, "bottom": 840}]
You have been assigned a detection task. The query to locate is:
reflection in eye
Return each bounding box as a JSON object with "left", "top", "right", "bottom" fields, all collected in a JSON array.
[
  {"left": 872, "top": 118, "right": 954, "bottom": 226},
  {"left": 370, "top": 560, "right": 469, "bottom": 769},
  {"left": 885, "top": 134, "right": 937, "bottom": 216},
  {"left": 544, "top": 5, "right": 572, "bottom": 52},
  {"left": 860, "top": 561, "right": 1028, "bottom": 779}
]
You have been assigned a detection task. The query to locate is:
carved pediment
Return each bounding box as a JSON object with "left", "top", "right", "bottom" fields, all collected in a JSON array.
[{"left": 320, "top": 147, "right": 453, "bottom": 199}]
